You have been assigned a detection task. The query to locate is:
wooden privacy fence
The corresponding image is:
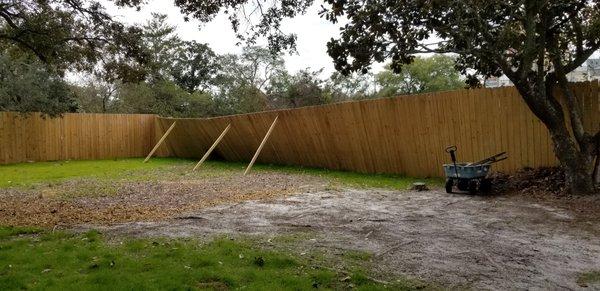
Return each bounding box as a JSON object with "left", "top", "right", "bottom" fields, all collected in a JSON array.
[
  {"left": 0, "top": 112, "right": 159, "bottom": 164},
  {"left": 156, "top": 81, "right": 599, "bottom": 177},
  {"left": 1, "top": 82, "right": 598, "bottom": 177}
]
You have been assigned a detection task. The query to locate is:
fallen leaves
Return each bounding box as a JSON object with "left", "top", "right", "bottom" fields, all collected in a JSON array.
[{"left": 0, "top": 173, "right": 325, "bottom": 227}]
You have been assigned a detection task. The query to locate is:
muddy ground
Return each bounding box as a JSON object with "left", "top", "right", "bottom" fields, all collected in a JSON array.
[
  {"left": 2, "top": 170, "right": 600, "bottom": 290},
  {"left": 97, "top": 187, "right": 600, "bottom": 290}
]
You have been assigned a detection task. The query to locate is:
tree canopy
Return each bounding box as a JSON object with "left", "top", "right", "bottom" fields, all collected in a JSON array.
[
  {"left": 0, "top": 55, "right": 77, "bottom": 116},
  {"left": 376, "top": 55, "right": 465, "bottom": 97},
  {"left": 0, "top": 0, "right": 148, "bottom": 79}
]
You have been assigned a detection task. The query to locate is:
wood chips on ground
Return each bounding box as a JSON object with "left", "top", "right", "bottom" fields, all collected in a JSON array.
[{"left": 0, "top": 173, "right": 326, "bottom": 227}]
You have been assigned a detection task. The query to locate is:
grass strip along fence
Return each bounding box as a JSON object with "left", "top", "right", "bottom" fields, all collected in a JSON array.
[{"left": 1, "top": 81, "right": 599, "bottom": 177}]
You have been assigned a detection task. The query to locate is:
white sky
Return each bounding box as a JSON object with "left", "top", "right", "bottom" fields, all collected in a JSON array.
[
  {"left": 98, "top": 0, "right": 599, "bottom": 83},
  {"left": 102, "top": 0, "right": 381, "bottom": 77}
]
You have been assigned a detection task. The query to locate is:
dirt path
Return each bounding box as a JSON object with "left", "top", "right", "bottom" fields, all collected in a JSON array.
[{"left": 97, "top": 188, "right": 600, "bottom": 290}]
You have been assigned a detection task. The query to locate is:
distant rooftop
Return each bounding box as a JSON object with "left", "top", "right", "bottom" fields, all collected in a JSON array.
[{"left": 485, "top": 58, "right": 600, "bottom": 88}]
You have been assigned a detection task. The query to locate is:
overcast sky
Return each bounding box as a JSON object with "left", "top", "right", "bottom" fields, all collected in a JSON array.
[
  {"left": 100, "top": 0, "right": 599, "bottom": 82},
  {"left": 102, "top": 0, "right": 377, "bottom": 77}
]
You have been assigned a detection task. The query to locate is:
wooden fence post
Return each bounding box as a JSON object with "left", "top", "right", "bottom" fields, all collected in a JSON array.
[
  {"left": 144, "top": 120, "right": 177, "bottom": 163},
  {"left": 193, "top": 124, "right": 232, "bottom": 171},
  {"left": 244, "top": 116, "right": 279, "bottom": 175}
]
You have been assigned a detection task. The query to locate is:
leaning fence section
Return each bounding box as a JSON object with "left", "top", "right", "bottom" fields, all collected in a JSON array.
[
  {"left": 0, "top": 82, "right": 598, "bottom": 177},
  {"left": 0, "top": 112, "right": 158, "bottom": 164},
  {"left": 157, "top": 81, "right": 599, "bottom": 177}
]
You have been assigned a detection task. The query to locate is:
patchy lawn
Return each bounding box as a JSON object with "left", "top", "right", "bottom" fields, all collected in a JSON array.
[
  {"left": 0, "top": 158, "right": 185, "bottom": 188},
  {"left": 3, "top": 158, "right": 598, "bottom": 289},
  {"left": 0, "top": 158, "right": 442, "bottom": 190},
  {"left": 0, "top": 158, "right": 441, "bottom": 226},
  {"left": 0, "top": 226, "right": 422, "bottom": 290}
]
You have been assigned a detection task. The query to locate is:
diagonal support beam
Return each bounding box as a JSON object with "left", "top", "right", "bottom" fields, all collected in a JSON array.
[
  {"left": 144, "top": 120, "right": 177, "bottom": 163},
  {"left": 193, "top": 124, "right": 232, "bottom": 171},
  {"left": 244, "top": 115, "right": 279, "bottom": 175}
]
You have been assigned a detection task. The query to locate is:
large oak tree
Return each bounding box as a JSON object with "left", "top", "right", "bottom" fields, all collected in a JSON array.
[{"left": 328, "top": 0, "right": 600, "bottom": 194}]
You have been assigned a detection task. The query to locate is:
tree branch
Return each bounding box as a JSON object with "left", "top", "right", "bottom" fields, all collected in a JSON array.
[
  {"left": 549, "top": 43, "right": 589, "bottom": 147},
  {"left": 564, "top": 45, "right": 600, "bottom": 73},
  {"left": 0, "top": 34, "right": 47, "bottom": 62}
]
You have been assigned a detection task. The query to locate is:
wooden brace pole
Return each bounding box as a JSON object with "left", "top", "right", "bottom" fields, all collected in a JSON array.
[
  {"left": 193, "top": 124, "right": 231, "bottom": 171},
  {"left": 244, "top": 115, "right": 279, "bottom": 175},
  {"left": 144, "top": 121, "right": 177, "bottom": 163}
]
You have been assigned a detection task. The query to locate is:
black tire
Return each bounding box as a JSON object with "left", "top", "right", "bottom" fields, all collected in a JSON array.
[
  {"left": 480, "top": 179, "right": 492, "bottom": 193},
  {"left": 445, "top": 179, "right": 453, "bottom": 193},
  {"left": 457, "top": 179, "right": 470, "bottom": 191},
  {"left": 468, "top": 180, "right": 478, "bottom": 194}
]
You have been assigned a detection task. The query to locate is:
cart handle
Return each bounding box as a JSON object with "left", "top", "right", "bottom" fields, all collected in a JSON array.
[
  {"left": 444, "top": 145, "right": 459, "bottom": 178},
  {"left": 445, "top": 145, "right": 457, "bottom": 153}
]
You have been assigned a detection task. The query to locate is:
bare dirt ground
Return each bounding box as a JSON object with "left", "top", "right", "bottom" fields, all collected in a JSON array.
[
  {"left": 97, "top": 187, "right": 600, "bottom": 290},
  {"left": 2, "top": 169, "right": 599, "bottom": 290}
]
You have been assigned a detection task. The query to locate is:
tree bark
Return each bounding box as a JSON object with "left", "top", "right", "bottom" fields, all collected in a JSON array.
[
  {"left": 547, "top": 125, "right": 597, "bottom": 194},
  {"left": 512, "top": 80, "right": 598, "bottom": 195}
]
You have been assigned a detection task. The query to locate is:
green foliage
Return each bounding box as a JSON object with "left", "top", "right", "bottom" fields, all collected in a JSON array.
[
  {"left": 268, "top": 69, "right": 328, "bottom": 108},
  {"left": 218, "top": 46, "right": 286, "bottom": 92},
  {"left": 0, "top": 55, "right": 77, "bottom": 116},
  {"left": 70, "top": 79, "right": 114, "bottom": 113},
  {"left": 210, "top": 46, "right": 286, "bottom": 114},
  {"left": 72, "top": 13, "right": 221, "bottom": 117},
  {"left": 141, "top": 13, "right": 183, "bottom": 83},
  {"left": 170, "top": 40, "right": 220, "bottom": 93},
  {"left": 115, "top": 80, "right": 215, "bottom": 117},
  {"left": 324, "top": 71, "right": 374, "bottom": 101},
  {"left": 172, "top": 0, "right": 312, "bottom": 53},
  {"left": 376, "top": 55, "right": 465, "bottom": 97},
  {"left": 137, "top": 13, "right": 220, "bottom": 90},
  {"left": 0, "top": 228, "right": 420, "bottom": 290},
  {"left": 0, "top": 0, "right": 148, "bottom": 80},
  {"left": 0, "top": 0, "right": 151, "bottom": 116}
]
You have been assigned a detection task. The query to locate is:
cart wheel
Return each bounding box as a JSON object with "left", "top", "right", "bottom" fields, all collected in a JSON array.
[
  {"left": 445, "top": 179, "right": 453, "bottom": 193},
  {"left": 480, "top": 178, "right": 492, "bottom": 193},
  {"left": 468, "top": 180, "right": 478, "bottom": 194},
  {"left": 457, "top": 179, "right": 469, "bottom": 191}
]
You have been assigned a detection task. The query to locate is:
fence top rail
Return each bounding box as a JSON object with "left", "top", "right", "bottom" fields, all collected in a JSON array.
[
  {"left": 0, "top": 112, "right": 159, "bottom": 118},
  {"left": 156, "top": 80, "right": 599, "bottom": 121}
]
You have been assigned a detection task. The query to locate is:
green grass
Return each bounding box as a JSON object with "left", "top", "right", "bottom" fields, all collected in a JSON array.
[
  {"left": 0, "top": 227, "right": 423, "bottom": 290},
  {"left": 0, "top": 158, "right": 442, "bottom": 190},
  {"left": 199, "top": 161, "right": 444, "bottom": 190},
  {"left": 0, "top": 158, "right": 190, "bottom": 188},
  {"left": 578, "top": 271, "right": 600, "bottom": 286}
]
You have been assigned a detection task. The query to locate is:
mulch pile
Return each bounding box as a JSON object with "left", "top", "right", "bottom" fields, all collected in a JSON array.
[
  {"left": 490, "top": 167, "right": 600, "bottom": 221},
  {"left": 489, "top": 167, "right": 567, "bottom": 197}
]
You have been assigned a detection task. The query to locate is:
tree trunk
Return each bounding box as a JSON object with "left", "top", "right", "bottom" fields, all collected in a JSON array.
[
  {"left": 547, "top": 125, "right": 597, "bottom": 194},
  {"left": 512, "top": 80, "right": 598, "bottom": 195}
]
